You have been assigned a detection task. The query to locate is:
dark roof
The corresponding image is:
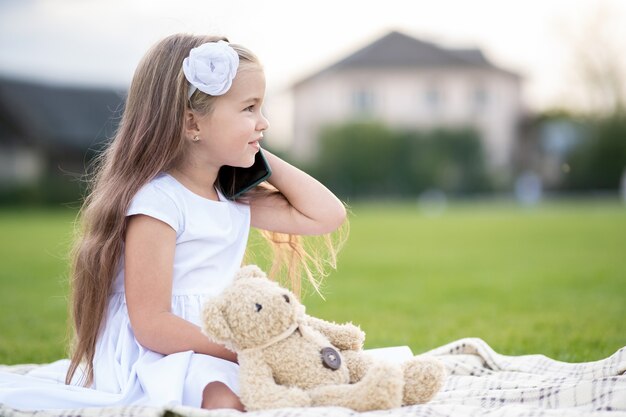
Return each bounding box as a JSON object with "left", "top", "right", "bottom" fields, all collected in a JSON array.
[
  {"left": 295, "top": 31, "right": 518, "bottom": 86},
  {"left": 0, "top": 75, "right": 125, "bottom": 150}
]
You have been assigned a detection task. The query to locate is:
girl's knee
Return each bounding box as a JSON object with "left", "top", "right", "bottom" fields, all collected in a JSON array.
[{"left": 201, "top": 381, "right": 245, "bottom": 411}]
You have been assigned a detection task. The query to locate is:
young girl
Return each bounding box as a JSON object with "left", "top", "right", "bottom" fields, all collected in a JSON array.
[{"left": 0, "top": 34, "right": 346, "bottom": 410}]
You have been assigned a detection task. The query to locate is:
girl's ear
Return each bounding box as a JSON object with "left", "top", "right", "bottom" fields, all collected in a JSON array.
[
  {"left": 184, "top": 110, "right": 200, "bottom": 139},
  {"left": 202, "top": 300, "right": 232, "bottom": 343}
]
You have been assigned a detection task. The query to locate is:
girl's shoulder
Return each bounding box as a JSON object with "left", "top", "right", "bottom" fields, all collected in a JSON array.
[
  {"left": 133, "top": 173, "right": 181, "bottom": 208},
  {"left": 129, "top": 173, "right": 250, "bottom": 236},
  {"left": 128, "top": 173, "right": 185, "bottom": 234}
]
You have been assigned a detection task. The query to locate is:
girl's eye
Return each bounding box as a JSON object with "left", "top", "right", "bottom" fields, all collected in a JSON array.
[{"left": 245, "top": 105, "right": 255, "bottom": 112}]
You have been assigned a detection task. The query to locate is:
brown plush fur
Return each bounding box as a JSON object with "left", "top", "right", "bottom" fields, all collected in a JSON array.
[{"left": 202, "top": 265, "right": 446, "bottom": 411}]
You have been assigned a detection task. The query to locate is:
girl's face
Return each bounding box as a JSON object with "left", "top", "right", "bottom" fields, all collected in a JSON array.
[{"left": 194, "top": 67, "right": 270, "bottom": 170}]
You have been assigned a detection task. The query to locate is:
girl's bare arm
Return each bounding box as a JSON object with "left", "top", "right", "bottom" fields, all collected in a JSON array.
[{"left": 124, "top": 214, "right": 237, "bottom": 362}]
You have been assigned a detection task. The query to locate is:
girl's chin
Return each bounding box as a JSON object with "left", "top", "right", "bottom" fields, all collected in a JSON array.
[
  {"left": 223, "top": 152, "right": 256, "bottom": 169},
  {"left": 234, "top": 156, "right": 256, "bottom": 169},
  {"left": 244, "top": 148, "right": 259, "bottom": 166}
]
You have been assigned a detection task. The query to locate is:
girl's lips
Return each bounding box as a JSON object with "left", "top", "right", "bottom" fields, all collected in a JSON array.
[{"left": 249, "top": 140, "right": 260, "bottom": 151}]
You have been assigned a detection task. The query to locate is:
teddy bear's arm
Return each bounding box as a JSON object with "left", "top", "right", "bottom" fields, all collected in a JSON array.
[
  {"left": 239, "top": 351, "right": 312, "bottom": 411},
  {"left": 305, "top": 316, "right": 365, "bottom": 351}
]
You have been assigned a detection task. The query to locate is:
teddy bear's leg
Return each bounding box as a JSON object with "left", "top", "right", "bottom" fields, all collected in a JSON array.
[
  {"left": 342, "top": 350, "right": 374, "bottom": 383},
  {"left": 309, "top": 361, "right": 404, "bottom": 412},
  {"left": 238, "top": 352, "right": 312, "bottom": 411},
  {"left": 401, "top": 356, "right": 447, "bottom": 405}
]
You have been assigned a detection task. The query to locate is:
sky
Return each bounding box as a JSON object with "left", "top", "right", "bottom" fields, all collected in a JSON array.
[{"left": 1, "top": 0, "right": 625, "bottom": 143}]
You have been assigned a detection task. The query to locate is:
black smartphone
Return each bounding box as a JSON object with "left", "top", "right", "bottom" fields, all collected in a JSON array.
[{"left": 217, "top": 149, "right": 272, "bottom": 200}]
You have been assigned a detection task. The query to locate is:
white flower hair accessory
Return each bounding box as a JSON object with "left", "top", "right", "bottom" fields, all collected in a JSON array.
[{"left": 183, "top": 40, "right": 239, "bottom": 98}]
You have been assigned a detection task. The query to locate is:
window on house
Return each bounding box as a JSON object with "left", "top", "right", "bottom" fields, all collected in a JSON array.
[
  {"left": 471, "top": 84, "right": 488, "bottom": 113},
  {"left": 352, "top": 89, "right": 375, "bottom": 114},
  {"left": 424, "top": 85, "right": 442, "bottom": 113}
]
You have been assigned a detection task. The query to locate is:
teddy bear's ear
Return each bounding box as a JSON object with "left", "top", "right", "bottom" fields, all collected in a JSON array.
[
  {"left": 202, "top": 299, "right": 233, "bottom": 344},
  {"left": 235, "top": 264, "right": 267, "bottom": 281}
]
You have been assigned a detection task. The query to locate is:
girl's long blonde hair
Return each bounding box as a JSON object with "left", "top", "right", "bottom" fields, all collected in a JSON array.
[{"left": 65, "top": 33, "right": 345, "bottom": 386}]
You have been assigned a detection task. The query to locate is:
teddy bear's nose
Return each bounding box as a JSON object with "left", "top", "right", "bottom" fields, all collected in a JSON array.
[
  {"left": 255, "top": 303, "right": 263, "bottom": 312},
  {"left": 283, "top": 294, "right": 290, "bottom": 303}
]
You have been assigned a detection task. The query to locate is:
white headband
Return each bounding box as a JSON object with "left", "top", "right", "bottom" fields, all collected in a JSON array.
[{"left": 182, "top": 40, "right": 239, "bottom": 99}]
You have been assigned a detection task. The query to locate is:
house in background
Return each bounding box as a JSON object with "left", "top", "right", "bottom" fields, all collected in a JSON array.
[
  {"left": 0, "top": 76, "right": 124, "bottom": 187},
  {"left": 291, "top": 31, "right": 524, "bottom": 171}
]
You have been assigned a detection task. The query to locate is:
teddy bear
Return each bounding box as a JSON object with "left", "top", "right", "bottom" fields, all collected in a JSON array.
[{"left": 202, "top": 265, "right": 446, "bottom": 412}]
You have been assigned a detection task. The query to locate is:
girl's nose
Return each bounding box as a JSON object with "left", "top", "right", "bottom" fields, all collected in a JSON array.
[{"left": 258, "top": 112, "right": 270, "bottom": 132}]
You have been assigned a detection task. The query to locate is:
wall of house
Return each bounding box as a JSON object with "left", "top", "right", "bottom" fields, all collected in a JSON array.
[
  {"left": 0, "top": 146, "right": 43, "bottom": 185},
  {"left": 292, "top": 67, "right": 522, "bottom": 170}
]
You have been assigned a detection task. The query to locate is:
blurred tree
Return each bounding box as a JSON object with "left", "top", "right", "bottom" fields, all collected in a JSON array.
[
  {"left": 564, "top": 113, "right": 626, "bottom": 190},
  {"left": 557, "top": 2, "right": 626, "bottom": 116},
  {"left": 532, "top": 3, "right": 626, "bottom": 193}
]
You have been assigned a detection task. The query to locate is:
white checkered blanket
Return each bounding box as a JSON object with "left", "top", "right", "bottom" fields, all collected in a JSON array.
[{"left": 1, "top": 338, "right": 625, "bottom": 417}]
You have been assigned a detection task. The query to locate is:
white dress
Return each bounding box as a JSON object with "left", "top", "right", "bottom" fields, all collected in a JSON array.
[{"left": 0, "top": 173, "right": 250, "bottom": 409}]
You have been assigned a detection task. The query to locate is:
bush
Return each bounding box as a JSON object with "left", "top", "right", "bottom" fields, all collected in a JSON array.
[
  {"left": 313, "top": 122, "right": 403, "bottom": 196},
  {"left": 311, "top": 121, "right": 491, "bottom": 199},
  {"left": 0, "top": 175, "right": 85, "bottom": 208}
]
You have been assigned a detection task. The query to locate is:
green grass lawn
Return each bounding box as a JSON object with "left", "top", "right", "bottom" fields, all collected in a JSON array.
[
  {"left": 1, "top": 199, "right": 625, "bottom": 365},
  {"left": 0, "top": 208, "right": 75, "bottom": 364}
]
